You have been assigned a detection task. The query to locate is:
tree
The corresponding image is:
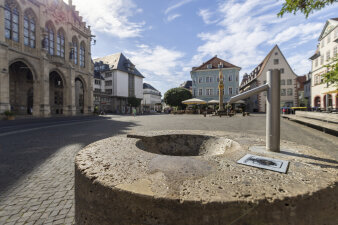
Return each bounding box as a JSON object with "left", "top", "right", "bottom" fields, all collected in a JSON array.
[
  {"left": 322, "top": 57, "right": 338, "bottom": 89},
  {"left": 278, "top": 0, "right": 338, "bottom": 18},
  {"left": 164, "top": 88, "right": 192, "bottom": 109},
  {"left": 128, "top": 96, "right": 141, "bottom": 108}
]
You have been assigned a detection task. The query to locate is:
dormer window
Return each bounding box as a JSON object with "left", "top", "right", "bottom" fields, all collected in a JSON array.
[
  {"left": 218, "top": 62, "right": 223, "bottom": 68},
  {"left": 207, "top": 64, "right": 212, "bottom": 69}
]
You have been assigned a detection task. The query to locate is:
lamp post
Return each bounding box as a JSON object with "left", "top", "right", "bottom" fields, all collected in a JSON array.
[{"left": 218, "top": 68, "right": 225, "bottom": 113}]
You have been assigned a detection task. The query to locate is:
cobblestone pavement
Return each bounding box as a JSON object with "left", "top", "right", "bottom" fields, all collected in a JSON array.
[{"left": 0, "top": 114, "right": 337, "bottom": 225}]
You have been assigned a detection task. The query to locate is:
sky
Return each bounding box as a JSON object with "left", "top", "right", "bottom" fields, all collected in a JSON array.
[{"left": 66, "top": 0, "right": 338, "bottom": 95}]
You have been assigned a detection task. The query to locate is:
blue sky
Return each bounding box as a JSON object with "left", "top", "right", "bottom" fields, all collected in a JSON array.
[{"left": 69, "top": 0, "right": 338, "bottom": 95}]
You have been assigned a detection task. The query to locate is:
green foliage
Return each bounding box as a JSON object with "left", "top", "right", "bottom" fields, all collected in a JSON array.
[
  {"left": 4, "top": 110, "right": 14, "bottom": 116},
  {"left": 322, "top": 57, "right": 338, "bottom": 89},
  {"left": 164, "top": 88, "right": 192, "bottom": 109},
  {"left": 127, "top": 96, "right": 141, "bottom": 107},
  {"left": 278, "top": 0, "right": 338, "bottom": 18}
]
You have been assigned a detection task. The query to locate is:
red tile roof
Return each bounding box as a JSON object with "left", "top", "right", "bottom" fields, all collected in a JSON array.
[{"left": 192, "top": 56, "right": 240, "bottom": 71}]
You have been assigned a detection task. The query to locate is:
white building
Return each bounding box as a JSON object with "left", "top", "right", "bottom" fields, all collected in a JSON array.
[
  {"left": 240, "top": 45, "right": 298, "bottom": 112},
  {"left": 141, "top": 83, "right": 162, "bottom": 112},
  {"left": 94, "top": 53, "right": 144, "bottom": 113},
  {"left": 309, "top": 18, "right": 338, "bottom": 109}
]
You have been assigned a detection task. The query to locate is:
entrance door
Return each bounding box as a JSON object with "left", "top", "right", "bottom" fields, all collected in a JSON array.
[{"left": 49, "top": 71, "right": 64, "bottom": 115}]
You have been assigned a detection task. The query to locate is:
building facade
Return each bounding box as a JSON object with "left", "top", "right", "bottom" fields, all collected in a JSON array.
[
  {"left": 94, "top": 53, "right": 144, "bottom": 114},
  {"left": 309, "top": 18, "right": 338, "bottom": 109},
  {"left": 0, "top": 0, "right": 93, "bottom": 117},
  {"left": 304, "top": 72, "right": 312, "bottom": 108},
  {"left": 240, "top": 45, "right": 298, "bottom": 112},
  {"left": 141, "top": 83, "right": 161, "bottom": 113},
  {"left": 179, "top": 80, "right": 192, "bottom": 93},
  {"left": 296, "top": 75, "right": 307, "bottom": 107},
  {"left": 191, "top": 56, "right": 241, "bottom": 102}
]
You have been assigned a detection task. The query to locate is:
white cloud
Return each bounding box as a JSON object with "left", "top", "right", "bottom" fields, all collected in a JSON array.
[
  {"left": 193, "top": 0, "right": 328, "bottom": 78},
  {"left": 287, "top": 50, "right": 314, "bottom": 75},
  {"left": 165, "top": 0, "right": 194, "bottom": 14},
  {"left": 167, "top": 14, "right": 181, "bottom": 22},
  {"left": 198, "top": 9, "right": 218, "bottom": 24},
  {"left": 125, "top": 45, "right": 186, "bottom": 94},
  {"left": 71, "top": 0, "right": 145, "bottom": 38}
]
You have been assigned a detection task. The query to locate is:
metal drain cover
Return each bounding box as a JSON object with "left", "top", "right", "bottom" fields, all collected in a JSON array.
[{"left": 237, "top": 154, "right": 289, "bottom": 173}]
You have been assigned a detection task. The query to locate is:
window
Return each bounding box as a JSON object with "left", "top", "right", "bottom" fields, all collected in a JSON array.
[
  {"left": 206, "top": 88, "right": 213, "bottom": 96},
  {"left": 326, "top": 51, "right": 330, "bottom": 61},
  {"left": 287, "top": 88, "right": 293, "bottom": 96},
  {"left": 80, "top": 42, "right": 85, "bottom": 67},
  {"left": 280, "top": 68, "right": 284, "bottom": 74},
  {"left": 105, "top": 89, "right": 112, "bottom": 94},
  {"left": 46, "top": 23, "right": 55, "bottom": 55},
  {"left": 198, "top": 77, "right": 203, "bottom": 83},
  {"left": 105, "top": 80, "right": 112, "bottom": 86},
  {"left": 24, "top": 11, "right": 36, "bottom": 48},
  {"left": 281, "top": 89, "right": 286, "bottom": 96},
  {"left": 275, "top": 52, "right": 278, "bottom": 55},
  {"left": 128, "top": 74, "right": 135, "bottom": 97},
  {"left": 320, "top": 56, "right": 324, "bottom": 65},
  {"left": 94, "top": 80, "right": 101, "bottom": 85},
  {"left": 236, "top": 88, "right": 238, "bottom": 94},
  {"left": 274, "top": 59, "right": 279, "bottom": 65},
  {"left": 315, "top": 58, "right": 318, "bottom": 67},
  {"left": 57, "top": 30, "right": 65, "bottom": 58},
  {"left": 228, "top": 74, "right": 233, "bottom": 82},
  {"left": 206, "top": 77, "right": 211, "bottom": 83},
  {"left": 281, "top": 80, "right": 285, "bottom": 85},
  {"left": 207, "top": 64, "right": 212, "bottom": 69},
  {"left": 199, "top": 89, "right": 203, "bottom": 96},
  {"left": 236, "top": 75, "right": 238, "bottom": 82},
  {"left": 228, "top": 87, "right": 233, "bottom": 95},
  {"left": 287, "top": 79, "right": 292, "bottom": 85},
  {"left": 5, "top": 1, "right": 19, "bottom": 42},
  {"left": 105, "top": 72, "right": 112, "bottom": 78},
  {"left": 334, "top": 47, "right": 337, "bottom": 58},
  {"left": 72, "top": 37, "right": 78, "bottom": 65}
]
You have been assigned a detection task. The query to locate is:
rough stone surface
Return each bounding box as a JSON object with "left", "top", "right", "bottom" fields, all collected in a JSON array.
[{"left": 75, "top": 130, "right": 338, "bottom": 225}]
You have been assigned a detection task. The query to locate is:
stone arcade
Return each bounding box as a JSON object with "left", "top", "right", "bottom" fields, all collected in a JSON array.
[{"left": 0, "top": 0, "right": 93, "bottom": 117}]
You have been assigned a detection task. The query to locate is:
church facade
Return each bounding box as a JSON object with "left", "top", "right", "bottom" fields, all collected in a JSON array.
[{"left": 0, "top": 0, "right": 93, "bottom": 117}]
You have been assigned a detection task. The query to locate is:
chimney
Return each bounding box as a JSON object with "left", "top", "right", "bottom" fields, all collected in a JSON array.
[{"left": 68, "top": 0, "right": 72, "bottom": 6}]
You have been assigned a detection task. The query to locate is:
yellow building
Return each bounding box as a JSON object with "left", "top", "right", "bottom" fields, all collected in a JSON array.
[{"left": 0, "top": 0, "right": 93, "bottom": 117}]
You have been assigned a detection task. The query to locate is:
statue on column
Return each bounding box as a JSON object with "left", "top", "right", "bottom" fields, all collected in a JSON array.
[{"left": 218, "top": 68, "right": 225, "bottom": 113}]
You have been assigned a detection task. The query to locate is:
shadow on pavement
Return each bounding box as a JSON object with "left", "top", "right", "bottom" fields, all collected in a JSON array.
[{"left": 0, "top": 116, "right": 138, "bottom": 194}]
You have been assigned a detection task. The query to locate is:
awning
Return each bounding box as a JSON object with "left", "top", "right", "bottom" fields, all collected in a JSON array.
[
  {"left": 322, "top": 90, "right": 338, "bottom": 94},
  {"left": 208, "top": 100, "right": 219, "bottom": 104}
]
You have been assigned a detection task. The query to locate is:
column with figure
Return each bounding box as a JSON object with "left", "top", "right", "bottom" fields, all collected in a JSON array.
[{"left": 218, "top": 68, "right": 225, "bottom": 113}]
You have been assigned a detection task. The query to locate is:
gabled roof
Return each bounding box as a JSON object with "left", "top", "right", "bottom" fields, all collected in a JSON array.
[
  {"left": 180, "top": 80, "right": 192, "bottom": 89},
  {"left": 94, "top": 53, "right": 145, "bottom": 78},
  {"left": 318, "top": 18, "right": 338, "bottom": 41},
  {"left": 191, "top": 56, "right": 241, "bottom": 71},
  {"left": 240, "top": 45, "right": 297, "bottom": 88},
  {"left": 143, "top": 83, "right": 159, "bottom": 92}
]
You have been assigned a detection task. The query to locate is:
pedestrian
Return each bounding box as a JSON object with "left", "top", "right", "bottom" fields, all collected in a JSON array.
[{"left": 133, "top": 108, "right": 136, "bottom": 117}]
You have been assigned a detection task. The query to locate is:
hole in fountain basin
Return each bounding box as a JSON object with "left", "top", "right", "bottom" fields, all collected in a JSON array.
[{"left": 135, "top": 134, "right": 232, "bottom": 156}]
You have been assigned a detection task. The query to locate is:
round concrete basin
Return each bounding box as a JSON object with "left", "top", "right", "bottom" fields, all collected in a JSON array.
[{"left": 75, "top": 130, "right": 338, "bottom": 225}]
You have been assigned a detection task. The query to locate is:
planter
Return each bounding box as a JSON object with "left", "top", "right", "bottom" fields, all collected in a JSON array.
[{"left": 6, "top": 115, "right": 15, "bottom": 120}]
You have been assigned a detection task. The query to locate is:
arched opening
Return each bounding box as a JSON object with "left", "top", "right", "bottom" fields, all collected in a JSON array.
[
  {"left": 75, "top": 78, "right": 84, "bottom": 114},
  {"left": 314, "top": 96, "right": 321, "bottom": 108},
  {"left": 9, "top": 61, "right": 34, "bottom": 115},
  {"left": 49, "top": 71, "right": 64, "bottom": 115}
]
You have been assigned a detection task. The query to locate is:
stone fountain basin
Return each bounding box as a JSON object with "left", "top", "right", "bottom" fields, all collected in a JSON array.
[{"left": 75, "top": 130, "right": 338, "bottom": 225}]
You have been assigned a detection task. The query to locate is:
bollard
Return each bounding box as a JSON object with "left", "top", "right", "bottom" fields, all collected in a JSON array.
[{"left": 266, "top": 69, "right": 280, "bottom": 152}]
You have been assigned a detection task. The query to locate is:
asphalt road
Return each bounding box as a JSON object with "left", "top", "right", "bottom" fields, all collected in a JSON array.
[{"left": 0, "top": 114, "right": 337, "bottom": 225}]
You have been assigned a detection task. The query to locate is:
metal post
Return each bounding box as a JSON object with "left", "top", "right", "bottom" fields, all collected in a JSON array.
[
  {"left": 266, "top": 69, "right": 280, "bottom": 152},
  {"left": 218, "top": 69, "right": 225, "bottom": 112}
]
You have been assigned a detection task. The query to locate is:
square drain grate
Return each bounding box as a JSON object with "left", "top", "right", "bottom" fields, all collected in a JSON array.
[{"left": 237, "top": 154, "right": 289, "bottom": 173}]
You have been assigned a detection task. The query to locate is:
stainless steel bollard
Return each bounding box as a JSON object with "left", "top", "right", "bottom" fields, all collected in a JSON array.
[{"left": 266, "top": 69, "right": 280, "bottom": 152}]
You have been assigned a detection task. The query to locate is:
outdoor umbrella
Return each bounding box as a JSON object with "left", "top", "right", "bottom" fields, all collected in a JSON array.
[
  {"left": 208, "top": 100, "right": 219, "bottom": 104},
  {"left": 182, "top": 98, "right": 207, "bottom": 105}
]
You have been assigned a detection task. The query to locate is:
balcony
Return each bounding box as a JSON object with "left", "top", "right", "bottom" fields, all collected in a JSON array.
[{"left": 48, "top": 55, "right": 65, "bottom": 66}]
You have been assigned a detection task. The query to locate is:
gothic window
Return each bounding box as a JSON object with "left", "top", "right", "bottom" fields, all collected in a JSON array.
[
  {"left": 80, "top": 42, "right": 85, "bottom": 67},
  {"left": 46, "top": 23, "right": 55, "bottom": 55},
  {"left": 5, "top": 0, "right": 19, "bottom": 42},
  {"left": 57, "top": 29, "right": 65, "bottom": 58},
  {"left": 24, "top": 10, "right": 36, "bottom": 48},
  {"left": 72, "top": 37, "right": 78, "bottom": 65}
]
